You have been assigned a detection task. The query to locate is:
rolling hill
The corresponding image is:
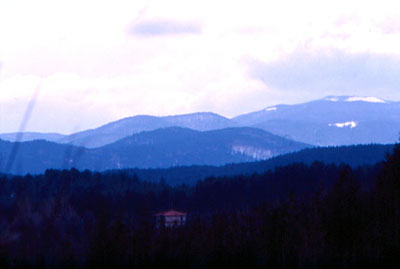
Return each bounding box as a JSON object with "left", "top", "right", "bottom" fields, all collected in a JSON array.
[
  {"left": 58, "top": 112, "right": 234, "bottom": 148},
  {"left": 0, "top": 127, "right": 309, "bottom": 175}
]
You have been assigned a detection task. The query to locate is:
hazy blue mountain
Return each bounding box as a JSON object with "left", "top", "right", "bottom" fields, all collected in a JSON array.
[
  {"left": 0, "top": 139, "right": 90, "bottom": 175},
  {"left": 91, "top": 127, "right": 310, "bottom": 170},
  {"left": 4, "top": 96, "right": 400, "bottom": 148},
  {"left": 233, "top": 96, "right": 400, "bottom": 146},
  {"left": 59, "top": 112, "right": 234, "bottom": 148},
  {"left": 1, "top": 135, "right": 392, "bottom": 185},
  {"left": 0, "top": 132, "right": 65, "bottom": 143},
  {"left": 0, "top": 127, "right": 309, "bottom": 175}
]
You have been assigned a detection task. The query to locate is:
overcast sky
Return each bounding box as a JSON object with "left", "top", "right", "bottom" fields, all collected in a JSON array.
[{"left": 1, "top": 0, "right": 400, "bottom": 134}]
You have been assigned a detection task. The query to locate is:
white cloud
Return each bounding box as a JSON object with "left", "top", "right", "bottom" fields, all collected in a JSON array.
[
  {"left": 130, "top": 20, "right": 202, "bottom": 36},
  {"left": 1, "top": 0, "right": 400, "bottom": 133},
  {"left": 250, "top": 50, "right": 400, "bottom": 102}
]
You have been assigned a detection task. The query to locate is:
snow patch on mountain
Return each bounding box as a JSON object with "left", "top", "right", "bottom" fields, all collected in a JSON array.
[
  {"left": 231, "top": 145, "right": 273, "bottom": 160},
  {"left": 329, "top": 121, "right": 357, "bottom": 128},
  {"left": 265, "top": 107, "right": 277, "bottom": 111},
  {"left": 345, "top": 97, "right": 385, "bottom": 103}
]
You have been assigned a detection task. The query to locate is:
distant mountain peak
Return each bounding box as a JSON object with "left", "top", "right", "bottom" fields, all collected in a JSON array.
[{"left": 165, "top": 111, "right": 228, "bottom": 119}]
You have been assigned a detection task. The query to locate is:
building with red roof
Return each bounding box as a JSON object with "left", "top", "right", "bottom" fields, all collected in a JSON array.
[{"left": 154, "top": 210, "right": 187, "bottom": 228}]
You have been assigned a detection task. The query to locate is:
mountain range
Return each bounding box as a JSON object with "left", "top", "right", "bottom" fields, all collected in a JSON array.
[
  {"left": 233, "top": 96, "right": 400, "bottom": 146},
  {"left": 1, "top": 95, "right": 399, "bottom": 175},
  {"left": 0, "top": 127, "right": 309, "bottom": 175},
  {"left": 2, "top": 95, "right": 398, "bottom": 148}
]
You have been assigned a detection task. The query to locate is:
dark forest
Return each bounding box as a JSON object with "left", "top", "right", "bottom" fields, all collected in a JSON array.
[{"left": 0, "top": 145, "right": 399, "bottom": 268}]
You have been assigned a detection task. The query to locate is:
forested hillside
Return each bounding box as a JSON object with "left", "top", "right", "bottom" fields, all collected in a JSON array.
[
  {"left": 0, "top": 145, "right": 399, "bottom": 267},
  {"left": 0, "top": 127, "right": 309, "bottom": 175},
  {"left": 1, "top": 135, "right": 392, "bottom": 179},
  {"left": 118, "top": 143, "right": 393, "bottom": 185}
]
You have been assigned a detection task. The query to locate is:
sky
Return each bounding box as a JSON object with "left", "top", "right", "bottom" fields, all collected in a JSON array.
[{"left": 1, "top": 0, "right": 400, "bottom": 134}]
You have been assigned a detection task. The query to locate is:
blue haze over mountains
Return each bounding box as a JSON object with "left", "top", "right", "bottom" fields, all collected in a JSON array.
[
  {"left": 0, "top": 127, "right": 309, "bottom": 175},
  {"left": 0, "top": 96, "right": 399, "bottom": 175},
  {"left": 234, "top": 96, "right": 400, "bottom": 145},
  {"left": 1, "top": 95, "right": 399, "bottom": 147}
]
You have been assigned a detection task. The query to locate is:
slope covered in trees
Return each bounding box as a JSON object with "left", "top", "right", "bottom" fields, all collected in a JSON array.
[
  {"left": 0, "top": 134, "right": 392, "bottom": 179},
  {"left": 0, "top": 144, "right": 400, "bottom": 267},
  {"left": 0, "top": 127, "right": 310, "bottom": 175},
  {"left": 119, "top": 143, "right": 393, "bottom": 185}
]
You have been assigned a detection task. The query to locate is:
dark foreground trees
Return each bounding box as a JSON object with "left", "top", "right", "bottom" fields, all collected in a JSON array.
[{"left": 0, "top": 146, "right": 399, "bottom": 267}]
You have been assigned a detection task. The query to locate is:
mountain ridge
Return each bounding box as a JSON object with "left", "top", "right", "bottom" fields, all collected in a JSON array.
[
  {"left": 58, "top": 112, "right": 234, "bottom": 148},
  {"left": 232, "top": 95, "right": 400, "bottom": 146},
  {"left": 0, "top": 127, "right": 310, "bottom": 175},
  {"left": 1, "top": 95, "right": 399, "bottom": 147}
]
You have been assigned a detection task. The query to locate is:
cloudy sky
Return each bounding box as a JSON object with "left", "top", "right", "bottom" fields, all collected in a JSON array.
[{"left": 1, "top": 0, "right": 400, "bottom": 134}]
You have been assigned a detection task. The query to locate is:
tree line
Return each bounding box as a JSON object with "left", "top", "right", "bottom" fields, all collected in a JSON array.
[{"left": 0, "top": 145, "right": 399, "bottom": 267}]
